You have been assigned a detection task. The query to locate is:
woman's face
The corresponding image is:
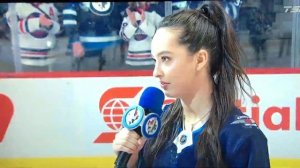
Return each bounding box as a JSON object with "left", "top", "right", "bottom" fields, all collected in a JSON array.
[{"left": 151, "top": 28, "right": 199, "bottom": 98}]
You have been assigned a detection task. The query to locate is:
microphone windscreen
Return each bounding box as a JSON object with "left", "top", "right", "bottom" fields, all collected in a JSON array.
[{"left": 138, "top": 87, "right": 165, "bottom": 116}]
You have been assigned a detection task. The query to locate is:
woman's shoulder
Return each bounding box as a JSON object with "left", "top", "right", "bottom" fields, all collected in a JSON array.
[
  {"left": 219, "top": 107, "right": 270, "bottom": 167},
  {"left": 220, "top": 107, "right": 266, "bottom": 138},
  {"left": 162, "top": 103, "right": 171, "bottom": 112}
]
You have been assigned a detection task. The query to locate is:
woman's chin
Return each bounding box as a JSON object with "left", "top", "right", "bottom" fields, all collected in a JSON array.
[{"left": 164, "top": 91, "right": 176, "bottom": 98}]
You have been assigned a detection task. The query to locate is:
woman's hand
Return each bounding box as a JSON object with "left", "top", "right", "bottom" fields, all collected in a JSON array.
[{"left": 112, "top": 128, "right": 146, "bottom": 168}]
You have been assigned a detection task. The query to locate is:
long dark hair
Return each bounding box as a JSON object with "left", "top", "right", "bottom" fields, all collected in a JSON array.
[{"left": 143, "top": 1, "right": 253, "bottom": 167}]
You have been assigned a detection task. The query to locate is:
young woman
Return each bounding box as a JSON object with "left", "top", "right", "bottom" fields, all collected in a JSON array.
[{"left": 113, "top": 1, "right": 270, "bottom": 167}]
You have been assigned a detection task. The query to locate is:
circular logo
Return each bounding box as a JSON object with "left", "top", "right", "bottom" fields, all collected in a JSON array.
[
  {"left": 141, "top": 113, "right": 161, "bottom": 139},
  {"left": 180, "top": 134, "right": 187, "bottom": 145},
  {"left": 102, "top": 99, "right": 129, "bottom": 130},
  {"left": 90, "top": 2, "right": 114, "bottom": 16},
  {"left": 122, "top": 105, "right": 144, "bottom": 130},
  {"left": 27, "top": 12, "right": 48, "bottom": 38}
]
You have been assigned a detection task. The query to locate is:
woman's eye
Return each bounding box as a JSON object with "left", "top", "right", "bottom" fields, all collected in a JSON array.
[{"left": 161, "top": 56, "right": 169, "bottom": 62}]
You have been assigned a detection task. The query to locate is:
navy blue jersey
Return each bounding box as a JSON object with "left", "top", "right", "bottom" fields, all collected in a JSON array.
[
  {"left": 138, "top": 106, "right": 270, "bottom": 167},
  {"left": 62, "top": 2, "right": 124, "bottom": 55}
]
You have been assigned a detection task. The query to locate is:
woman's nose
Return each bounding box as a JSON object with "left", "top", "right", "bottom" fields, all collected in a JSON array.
[{"left": 152, "top": 63, "right": 162, "bottom": 78}]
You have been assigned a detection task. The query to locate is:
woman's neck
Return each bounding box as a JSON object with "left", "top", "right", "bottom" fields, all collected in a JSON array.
[
  {"left": 181, "top": 97, "right": 212, "bottom": 131},
  {"left": 180, "top": 78, "right": 213, "bottom": 131}
]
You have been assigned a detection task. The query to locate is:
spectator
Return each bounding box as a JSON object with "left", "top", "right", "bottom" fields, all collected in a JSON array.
[
  {"left": 62, "top": 2, "right": 123, "bottom": 71},
  {"left": 119, "top": 2, "right": 163, "bottom": 68},
  {"left": 6, "top": 3, "right": 60, "bottom": 68},
  {"left": 247, "top": 8, "right": 272, "bottom": 62}
]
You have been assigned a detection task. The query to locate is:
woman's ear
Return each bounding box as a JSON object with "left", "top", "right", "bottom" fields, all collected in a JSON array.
[{"left": 195, "top": 49, "right": 209, "bottom": 71}]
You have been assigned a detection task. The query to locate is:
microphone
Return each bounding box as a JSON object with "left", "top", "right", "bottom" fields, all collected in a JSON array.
[{"left": 114, "top": 87, "right": 165, "bottom": 168}]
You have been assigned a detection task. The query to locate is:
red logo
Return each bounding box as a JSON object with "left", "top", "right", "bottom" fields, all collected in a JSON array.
[
  {"left": 0, "top": 94, "right": 14, "bottom": 143},
  {"left": 94, "top": 87, "right": 143, "bottom": 143}
]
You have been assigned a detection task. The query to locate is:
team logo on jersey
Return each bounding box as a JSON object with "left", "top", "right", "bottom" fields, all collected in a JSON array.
[
  {"left": 173, "top": 130, "right": 193, "bottom": 154},
  {"left": 223, "top": 0, "right": 242, "bottom": 20},
  {"left": 134, "top": 26, "right": 148, "bottom": 41},
  {"left": 90, "top": 2, "right": 114, "bottom": 16},
  {"left": 179, "top": 134, "right": 187, "bottom": 145},
  {"left": 27, "top": 12, "right": 49, "bottom": 38}
]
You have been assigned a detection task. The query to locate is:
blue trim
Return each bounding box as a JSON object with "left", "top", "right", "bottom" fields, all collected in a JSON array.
[
  {"left": 128, "top": 50, "right": 152, "bottom": 54},
  {"left": 82, "top": 40, "right": 122, "bottom": 50},
  {"left": 21, "top": 57, "right": 51, "bottom": 60},
  {"left": 20, "top": 48, "right": 50, "bottom": 52}
]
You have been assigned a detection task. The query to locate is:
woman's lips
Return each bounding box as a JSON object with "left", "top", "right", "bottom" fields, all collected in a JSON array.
[{"left": 160, "top": 81, "right": 169, "bottom": 90}]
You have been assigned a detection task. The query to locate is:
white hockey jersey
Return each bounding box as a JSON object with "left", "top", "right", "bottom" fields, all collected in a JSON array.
[
  {"left": 119, "top": 8, "right": 163, "bottom": 66},
  {"left": 7, "top": 3, "right": 60, "bottom": 66}
]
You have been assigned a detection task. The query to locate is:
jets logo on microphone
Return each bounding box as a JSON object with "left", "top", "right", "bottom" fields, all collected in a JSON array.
[
  {"left": 141, "top": 113, "right": 161, "bottom": 139},
  {"left": 122, "top": 105, "right": 145, "bottom": 130}
]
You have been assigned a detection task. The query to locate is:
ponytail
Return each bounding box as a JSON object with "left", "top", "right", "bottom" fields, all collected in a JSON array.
[{"left": 196, "top": 2, "right": 253, "bottom": 167}]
